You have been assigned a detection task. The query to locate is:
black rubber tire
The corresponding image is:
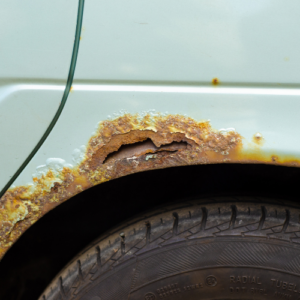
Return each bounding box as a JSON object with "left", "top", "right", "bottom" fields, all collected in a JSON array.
[{"left": 40, "top": 197, "right": 300, "bottom": 300}]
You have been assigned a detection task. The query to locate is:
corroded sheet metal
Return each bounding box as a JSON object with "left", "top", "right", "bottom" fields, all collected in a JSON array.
[{"left": 0, "top": 113, "right": 299, "bottom": 259}]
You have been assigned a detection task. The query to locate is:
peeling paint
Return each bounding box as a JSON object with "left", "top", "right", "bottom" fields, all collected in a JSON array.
[{"left": 0, "top": 113, "right": 299, "bottom": 259}]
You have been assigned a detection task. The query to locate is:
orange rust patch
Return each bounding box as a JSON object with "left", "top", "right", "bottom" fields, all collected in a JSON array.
[
  {"left": 212, "top": 78, "right": 220, "bottom": 85},
  {"left": 0, "top": 113, "right": 299, "bottom": 259}
]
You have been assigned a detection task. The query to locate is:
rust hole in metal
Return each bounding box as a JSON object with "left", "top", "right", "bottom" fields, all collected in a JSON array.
[
  {"left": 87, "top": 129, "right": 195, "bottom": 170},
  {"left": 103, "top": 139, "right": 188, "bottom": 164}
]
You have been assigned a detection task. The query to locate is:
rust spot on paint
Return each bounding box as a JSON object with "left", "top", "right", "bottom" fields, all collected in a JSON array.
[
  {"left": 252, "top": 133, "right": 264, "bottom": 146},
  {"left": 0, "top": 113, "right": 299, "bottom": 259},
  {"left": 212, "top": 78, "right": 219, "bottom": 85}
]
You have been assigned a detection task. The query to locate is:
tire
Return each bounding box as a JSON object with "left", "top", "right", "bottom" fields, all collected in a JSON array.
[{"left": 41, "top": 197, "right": 300, "bottom": 300}]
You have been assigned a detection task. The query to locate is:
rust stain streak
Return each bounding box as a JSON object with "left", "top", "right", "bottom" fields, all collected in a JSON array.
[{"left": 0, "top": 113, "right": 299, "bottom": 259}]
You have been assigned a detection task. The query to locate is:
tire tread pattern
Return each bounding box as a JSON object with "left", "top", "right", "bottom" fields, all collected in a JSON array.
[{"left": 41, "top": 197, "right": 300, "bottom": 300}]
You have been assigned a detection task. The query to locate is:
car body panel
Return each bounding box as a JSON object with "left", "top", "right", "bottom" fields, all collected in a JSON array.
[
  {"left": 0, "top": 83, "right": 64, "bottom": 189},
  {"left": 0, "top": 0, "right": 78, "bottom": 190},
  {"left": 11, "top": 86, "right": 300, "bottom": 187},
  {"left": 12, "top": 0, "right": 300, "bottom": 186},
  {"left": 75, "top": 0, "right": 300, "bottom": 83},
  {"left": 0, "top": 1, "right": 77, "bottom": 80}
]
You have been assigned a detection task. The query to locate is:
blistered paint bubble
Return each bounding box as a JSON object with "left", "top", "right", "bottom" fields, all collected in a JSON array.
[
  {"left": 219, "top": 128, "right": 236, "bottom": 135},
  {"left": 45, "top": 158, "right": 66, "bottom": 172}
]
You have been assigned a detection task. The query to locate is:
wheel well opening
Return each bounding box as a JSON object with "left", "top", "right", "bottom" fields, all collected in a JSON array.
[{"left": 0, "top": 163, "right": 299, "bottom": 299}]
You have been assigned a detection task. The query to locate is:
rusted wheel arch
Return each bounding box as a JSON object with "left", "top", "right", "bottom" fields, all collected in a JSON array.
[{"left": 0, "top": 113, "right": 299, "bottom": 260}]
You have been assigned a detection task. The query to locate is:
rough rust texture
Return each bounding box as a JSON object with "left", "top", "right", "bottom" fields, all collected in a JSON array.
[{"left": 0, "top": 113, "right": 299, "bottom": 259}]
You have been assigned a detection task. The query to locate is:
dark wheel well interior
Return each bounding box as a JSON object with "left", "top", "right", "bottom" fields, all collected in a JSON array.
[{"left": 0, "top": 163, "right": 299, "bottom": 300}]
